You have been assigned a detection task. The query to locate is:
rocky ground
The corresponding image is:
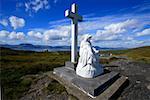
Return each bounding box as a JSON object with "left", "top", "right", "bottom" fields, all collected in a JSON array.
[
  {"left": 20, "top": 73, "right": 77, "bottom": 100},
  {"left": 106, "top": 60, "right": 150, "bottom": 100},
  {"left": 20, "top": 59, "right": 150, "bottom": 100}
]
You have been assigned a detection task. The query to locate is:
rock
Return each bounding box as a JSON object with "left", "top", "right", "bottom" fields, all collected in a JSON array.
[
  {"left": 106, "top": 60, "right": 150, "bottom": 100},
  {"left": 136, "top": 80, "right": 141, "bottom": 84},
  {"left": 20, "top": 73, "right": 69, "bottom": 100},
  {"left": 147, "top": 84, "right": 150, "bottom": 90}
]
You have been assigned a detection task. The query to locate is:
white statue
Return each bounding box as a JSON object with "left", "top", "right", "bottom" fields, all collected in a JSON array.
[{"left": 76, "top": 34, "right": 103, "bottom": 78}]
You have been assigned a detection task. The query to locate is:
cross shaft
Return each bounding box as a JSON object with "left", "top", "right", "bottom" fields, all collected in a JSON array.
[{"left": 65, "top": 3, "right": 83, "bottom": 63}]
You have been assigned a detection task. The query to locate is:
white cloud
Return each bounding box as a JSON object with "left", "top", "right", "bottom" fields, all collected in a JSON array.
[
  {"left": 1, "top": 12, "right": 149, "bottom": 47},
  {"left": 9, "top": 16, "right": 25, "bottom": 30},
  {"left": 124, "top": 37, "right": 134, "bottom": 41},
  {"left": 8, "top": 32, "right": 25, "bottom": 40},
  {"left": 54, "top": 0, "right": 58, "bottom": 4},
  {"left": 17, "top": 32, "right": 25, "bottom": 40},
  {"left": 43, "top": 26, "right": 70, "bottom": 41},
  {"left": 0, "top": 19, "right": 8, "bottom": 26},
  {"left": 0, "top": 30, "right": 25, "bottom": 40},
  {"left": 136, "top": 28, "right": 150, "bottom": 36},
  {"left": 93, "top": 30, "right": 121, "bottom": 41},
  {"left": 26, "top": 16, "right": 149, "bottom": 47},
  {"left": 49, "top": 19, "right": 69, "bottom": 27},
  {"left": 27, "top": 25, "right": 71, "bottom": 45},
  {"left": 92, "top": 19, "right": 138, "bottom": 41},
  {"left": 104, "top": 19, "right": 138, "bottom": 34},
  {"left": 25, "top": 0, "right": 50, "bottom": 13},
  {"left": 123, "top": 39, "right": 146, "bottom": 48},
  {"left": 27, "top": 31, "right": 43, "bottom": 39},
  {"left": 0, "top": 30, "right": 9, "bottom": 38}
]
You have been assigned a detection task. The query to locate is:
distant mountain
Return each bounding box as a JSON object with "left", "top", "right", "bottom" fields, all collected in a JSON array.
[
  {"left": 0, "top": 43, "right": 126, "bottom": 52},
  {"left": 94, "top": 46, "right": 125, "bottom": 51},
  {"left": 0, "top": 44, "right": 70, "bottom": 52}
]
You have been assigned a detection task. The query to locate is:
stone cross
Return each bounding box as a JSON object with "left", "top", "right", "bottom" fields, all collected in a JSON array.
[{"left": 65, "top": 3, "right": 83, "bottom": 63}]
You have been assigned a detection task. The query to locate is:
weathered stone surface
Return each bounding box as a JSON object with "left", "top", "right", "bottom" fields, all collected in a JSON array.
[
  {"left": 107, "top": 60, "right": 150, "bottom": 100},
  {"left": 72, "top": 71, "right": 119, "bottom": 96},
  {"left": 53, "top": 67, "right": 120, "bottom": 97},
  {"left": 53, "top": 67, "right": 75, "bottom": 83},
  {"left": 98, "top": 76, "right": 128, "bottom": 100},
  {"left": 65, "top": 61, "right": 76, "bottom": 70}
]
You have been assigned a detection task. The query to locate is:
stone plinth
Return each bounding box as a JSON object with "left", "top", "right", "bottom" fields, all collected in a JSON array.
[
  {"left": 49, "top": 61, "right": 128, "bottom": 99},
  {"left": 53, "top": 66, "right": 120, "bottom": 97}
]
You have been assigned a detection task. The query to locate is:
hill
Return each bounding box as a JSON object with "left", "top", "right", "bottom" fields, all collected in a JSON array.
[
  {"left": 100, "top": 46, "right": 150, "bottom": 63},
  {"left": 0, "top": 43, "right": 125, "bottom": 52}
]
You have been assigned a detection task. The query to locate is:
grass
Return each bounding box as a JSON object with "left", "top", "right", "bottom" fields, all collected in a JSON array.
[
  {"left": 1, "top": 46, "right": 150, "bottom": 99},
  {"left": 47, "top": 80, "right": 66, "bottom": 94},
  {"left": 0, "top": 47, "right": 70, "bottom": 100},
  {"left": 100, "top": 46, "right": 150, "bottom": 63}
]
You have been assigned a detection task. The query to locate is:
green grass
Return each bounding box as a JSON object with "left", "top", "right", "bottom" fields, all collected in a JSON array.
[
  {"left": 0, "top": 47, "right": 70, "bottom": 99},
  {"left": 47, "top": 80, "right": 66, "bottom": 94},
  {"left": 100, "top": 46, "right": 150, "bottom": 63},
  {"left": 1, "top": 46, "right": 150, "bottom": 99}
]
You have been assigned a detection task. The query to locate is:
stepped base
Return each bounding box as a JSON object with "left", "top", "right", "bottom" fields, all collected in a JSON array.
[{"left": 48, "top": 65, "right": 128, "bottom": 99}]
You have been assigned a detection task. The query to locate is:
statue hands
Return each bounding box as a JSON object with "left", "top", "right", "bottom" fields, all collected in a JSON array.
[{"left": 92, "top": 47, "right": 99, "bottom": 54}]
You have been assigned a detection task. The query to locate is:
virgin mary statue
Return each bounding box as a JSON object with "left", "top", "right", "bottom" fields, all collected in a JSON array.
[{"left": 76, "top": 34, "right": 103, "bottom": 78}]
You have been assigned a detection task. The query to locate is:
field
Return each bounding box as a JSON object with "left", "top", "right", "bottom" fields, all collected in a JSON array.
[
  {"left": 0, "top": 46, "right": 150, "bottom": 99},
  {"left": 0, "top": 47, "right": 70, "bottom": 99},
  {"left": 100, "top": 46, "right": 150, "bottom": 64}
]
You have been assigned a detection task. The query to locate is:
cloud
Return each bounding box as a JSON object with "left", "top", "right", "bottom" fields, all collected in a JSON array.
[
  {"left": 9, "top": 32, "right": 25, "bottom": 40},
  {"left": 93, "top": 19, "right": 138, "bottom": 41},
  {"left": 0, "top": 19, "right": 8, "bottom": 26},
  {"left": 26, "top": 25, "right": 71, "bottom": 45},
  {"left": 104, "top": 19, "right": 138, "bottom": 34},
  {"left": 25, "top": 0, "right": 50, "bottom": 13},
  {"left": 132, "top": 3, "right": 150, "bottom": 13},
  {"left": 26, "top": 14, "right": 149, "bottom": 47},
  {"left": 0, "top": 30, "right": 26, "bottom": 45},
  {"left": 49, "top": 19, "right": 69, "bottom": 27},
  {"left": 1, "top": 11, "right": 149, "bottom": 47},
  {"left": 136, "top": 28, "right": 150, "bottom": 36},
  {"left": 28, "top": 28, "right": 47, "bottom": 32},
  {"left": 9, "top": 16, "right": 25, "bottom": 30},
  {"left": 54, "top": 0, "right": 58, "bottom": 4},
  {"left": 0, "top": 30, "right": 9, "bottom": 38},
  {"left": 0, "top": 30, "right": 25, "bottom": 40},
  {"left": 27, "top": 31, "right": 43, "bottom": 39},
  {"left": 43, "top": 26, "right": 70, "bottom": 41}
]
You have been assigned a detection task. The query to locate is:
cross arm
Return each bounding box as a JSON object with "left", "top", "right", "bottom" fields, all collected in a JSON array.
[
  {"left": 65, "top": 10, "right": 83, "bottom": 21},
  {"left": 76, "top": 14, "right": 82, "bottom": 21},
  {"left": 65, "top": 10, "right": 74, "bottom": 18}
]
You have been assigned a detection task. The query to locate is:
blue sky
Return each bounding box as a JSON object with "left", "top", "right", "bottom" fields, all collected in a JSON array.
[{"left": 0, "top": 0, "right": 150, "bottom": 48}]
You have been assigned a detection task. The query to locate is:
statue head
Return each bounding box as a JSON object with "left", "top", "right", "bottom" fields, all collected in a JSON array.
[{"left": 83, "top": 34, "right": 92, "bottom": 42}]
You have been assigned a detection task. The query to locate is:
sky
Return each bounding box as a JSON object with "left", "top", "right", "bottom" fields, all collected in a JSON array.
[{"left": 0, "top": 0, "right": 150, "bottom": 48}]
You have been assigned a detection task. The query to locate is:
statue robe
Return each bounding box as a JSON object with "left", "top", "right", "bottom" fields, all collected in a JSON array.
[{"left": 76, "top": 39, "right": 103, "bottom": 78}]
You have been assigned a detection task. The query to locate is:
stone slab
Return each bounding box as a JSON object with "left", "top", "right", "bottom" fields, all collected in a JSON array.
[
  {"left": 65, "top": 61, "right": 76, "bottom": 70},
  {"left": 98, "top": 76, "right": 128, "bottom": 100},
  {"left": 53, "top": 67, "right": 119, "bottom": 97},
  {"left": 47, "top": 71, "right": 128, "bottom": 100},
  {"left": 53, "top": 66, "right": 75, "bottom": 83}
]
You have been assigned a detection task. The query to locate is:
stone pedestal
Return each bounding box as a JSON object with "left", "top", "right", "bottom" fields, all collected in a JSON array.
[{"left": 50, "top": 61, "right": 128, "bottom": 99}]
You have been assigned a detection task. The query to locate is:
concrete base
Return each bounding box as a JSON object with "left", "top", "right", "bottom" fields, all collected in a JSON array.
[
  {"left": 54, "top": 67, "right": 119, "bottom": 97},
  {"left": 49, "top": 62, "right": 128, "bottom": 100}
]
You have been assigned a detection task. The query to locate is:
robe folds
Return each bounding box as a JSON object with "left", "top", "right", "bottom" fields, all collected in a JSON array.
[{"left": 76, "top": 35, "right": 103, "bottom": 78}]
